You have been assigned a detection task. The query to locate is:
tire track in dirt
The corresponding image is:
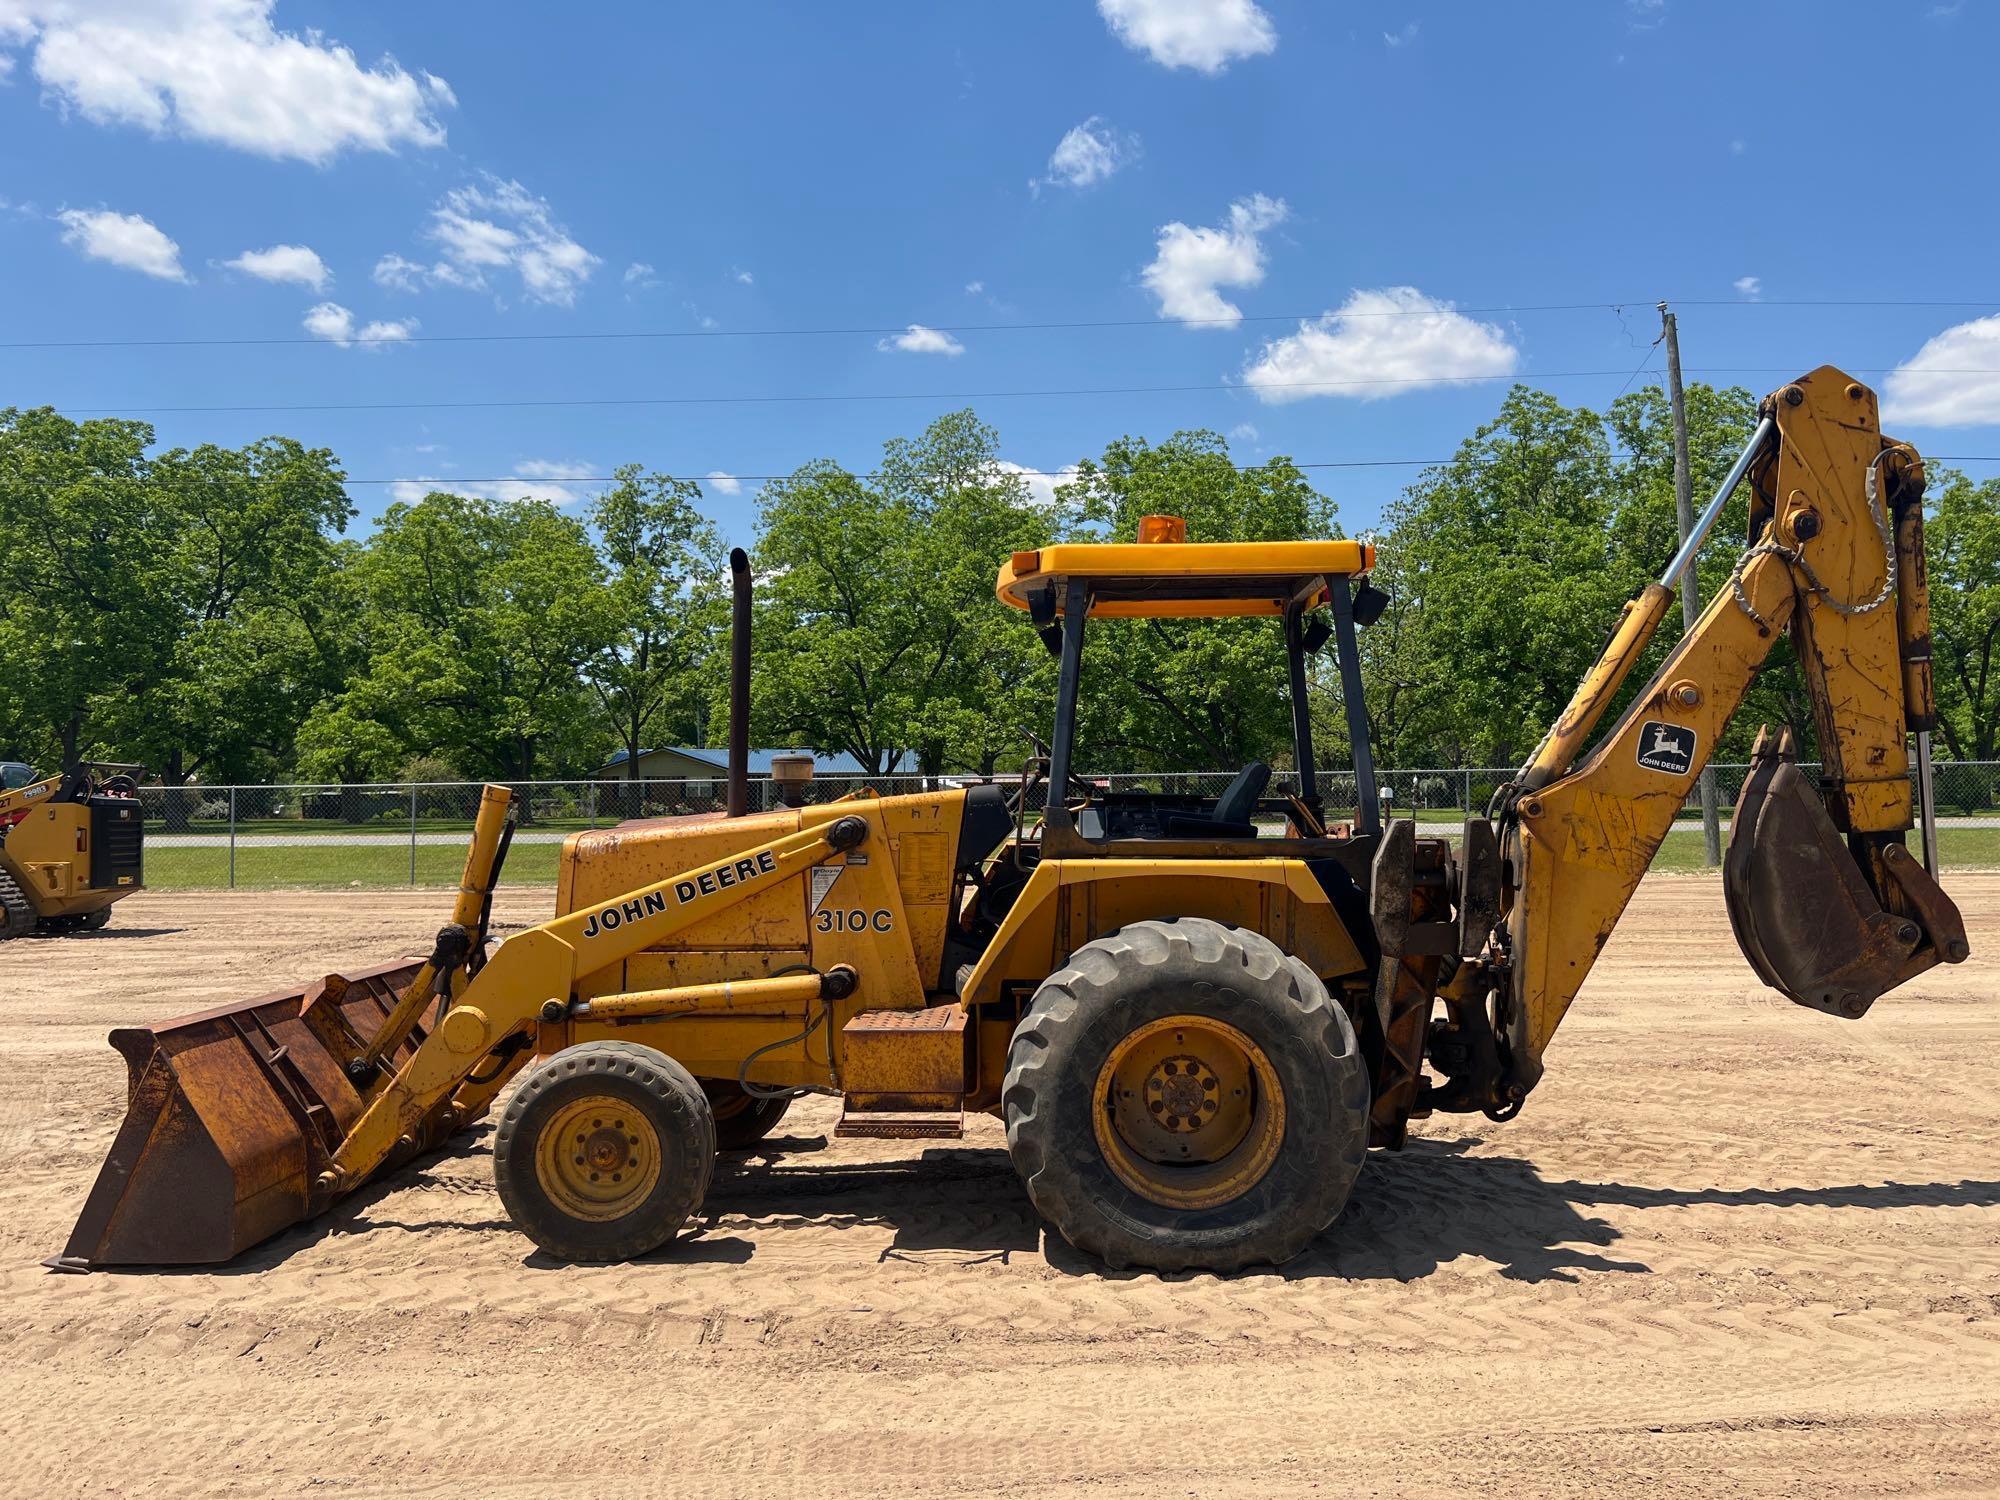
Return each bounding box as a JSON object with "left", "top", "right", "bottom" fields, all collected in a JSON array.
[{"left": 3, "top": 878, "right": 1995, "bottom": 1498}]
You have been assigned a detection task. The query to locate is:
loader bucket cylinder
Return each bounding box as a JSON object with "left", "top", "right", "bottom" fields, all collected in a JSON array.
[{"left": 54, "top": 958, "right": 464, "bottom": 1269}]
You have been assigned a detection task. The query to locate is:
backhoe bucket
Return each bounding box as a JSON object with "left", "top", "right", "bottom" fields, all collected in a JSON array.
[
  {"left": 1723, "top": 729, "right": 1922, "bottom": 1020},
  {"left": 54, "top": 957, "right": 465, "bottom": 1269}
]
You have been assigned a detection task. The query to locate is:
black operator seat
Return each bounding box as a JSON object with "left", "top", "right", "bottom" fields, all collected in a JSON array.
[{"left": 1164, "top": 760, "right": 1270, "bottom": 839}]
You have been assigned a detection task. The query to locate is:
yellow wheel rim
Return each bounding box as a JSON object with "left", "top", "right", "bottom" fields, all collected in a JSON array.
[
  {"left": 534, "top": 1094, "right": 662, "bottom": 1223},
  {"left": 1092, "top": 1015, "right": 1286, "bottom": 1211}
]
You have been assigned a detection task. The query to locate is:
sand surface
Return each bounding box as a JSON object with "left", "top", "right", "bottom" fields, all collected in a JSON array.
[{"left": 2, "top": 878, "right": 1996, "bottom": 1498}]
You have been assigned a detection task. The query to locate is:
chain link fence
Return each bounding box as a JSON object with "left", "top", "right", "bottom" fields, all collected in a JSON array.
[{"left": 134, "top": 760, "right": 2000, "bottom": 889}]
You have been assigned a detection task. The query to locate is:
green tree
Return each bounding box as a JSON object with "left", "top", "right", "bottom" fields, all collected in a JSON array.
[
  {"left": 96, "top": 436, "right": 354, "bottom": 792},
  {"left": 749, "top": 412, "right": 1059, "bottom": 775},
  {"left": 306, "top": 491, "right": 610, "bottom": 784},
  {"left": 0, "top": 407, "right": 156, "bottom": 771},
  {"left": 1605, "top": 381, "right": 1803, "bottom": 757},
  {"left": 1361, "top": 388, "right": 1622, "bottom": 766},
  {"left": 0, "top": 409, "right": 352, "bottom": 804},
  {"left": 583, "top": 467, "right": 726, "bottom": 782},
  {"left": 1361, "top": 381, "right": 1782, "bottom": 770},
  {"left": 1057, "top": 432, "right": 1336, "bottom": 773},
  {"left": 1927, "top": 469, "right": 2000, "bottom": 762}
]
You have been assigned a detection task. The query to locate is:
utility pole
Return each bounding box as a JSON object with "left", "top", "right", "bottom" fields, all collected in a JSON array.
[{"left": 1659, "top": 302, "right": 1723, "bottom": 867}]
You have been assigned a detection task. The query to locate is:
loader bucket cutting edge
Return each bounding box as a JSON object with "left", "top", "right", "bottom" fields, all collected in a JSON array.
[
  {"left": 1723, "top": 737, "right": 1920, "bottom": 1020},
  {"left": 53, "top": 957, "right": 467, "bottom": 1270}
]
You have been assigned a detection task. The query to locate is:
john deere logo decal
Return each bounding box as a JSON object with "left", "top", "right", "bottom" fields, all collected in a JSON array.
[{"left": 1636, "top": 720, "right": 1697, "bottom": 776}]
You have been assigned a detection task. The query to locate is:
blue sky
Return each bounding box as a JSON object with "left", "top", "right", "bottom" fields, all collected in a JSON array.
[{"left": 5, "top": 1, "right": 2000, "bottom": 547}]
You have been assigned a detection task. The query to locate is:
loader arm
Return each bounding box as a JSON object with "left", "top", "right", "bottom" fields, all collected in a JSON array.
[
  {"left": 0, "top": 774, "right": 59, "bottom": 820},
  {"left": 317, "top": 811, "right": 871, "bottom": 1196},
  {"left": 1490, "top": 367, "right": 1968, "bottom": 1101}
]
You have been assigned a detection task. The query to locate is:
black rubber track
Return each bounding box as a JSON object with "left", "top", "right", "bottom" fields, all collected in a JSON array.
[
  {"left": 0, "top": 867, "right": 36, "bottom": 939},
  {"left": 495, "top": 1041, "right": 716, "bottom": 1262},
  {"left": 1003, "top": 917, "right": 1370, "bottom": 1273}
]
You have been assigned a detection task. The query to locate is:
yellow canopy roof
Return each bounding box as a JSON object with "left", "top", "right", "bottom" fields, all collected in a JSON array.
[{"left": 995, "top": 537, "right": 1375, "bottom": 619}]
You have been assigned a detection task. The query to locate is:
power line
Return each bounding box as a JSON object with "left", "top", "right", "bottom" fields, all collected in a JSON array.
[
  {"left": 33, "top": 365, "right": 1878, "bottom": 417},
  {"left": 5, "top": 298, "right": 2000, "bottom": 352},
  {"left": 15, "top": 451, "right": 2000, "bottom": 498}
]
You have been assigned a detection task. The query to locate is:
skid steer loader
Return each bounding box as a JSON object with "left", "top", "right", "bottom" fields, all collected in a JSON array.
[
  {"left": 0, "top": 764, "right": 144, "bottom": 938},
  {"left": 56, "top": 367, "right": 1970, "bottom": 1274}
]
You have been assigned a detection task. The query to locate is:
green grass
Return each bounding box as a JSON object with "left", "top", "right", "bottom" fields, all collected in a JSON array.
[
  {"left": 137, "top": 824, "right": 2000, "bottom": 890},
  {"left": 144, "top": 839, "right": 564, "bottom": 889},
  {"left": 1648, "top": 825, "right": 1998, "bottom": 873}
]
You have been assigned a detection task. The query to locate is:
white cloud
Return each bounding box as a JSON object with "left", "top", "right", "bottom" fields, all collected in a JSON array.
[
  {"left": 964, "top": 280, "right": 984, "bottom": 295},
  {"left": 1036, "top": 116, "right": 1139, "bottom": 192},
  {"left": 224, "top": 242, "right": 328, "bottom": 290},
  {"left": 55, "top": 207, "right": 188, "bottom": 281},
  {"left": 1229, "top": 422, "right": 1260, "bottom": 443},
  {"left": 1733, "top": 275, "right": 1762, "bottom": 300},
  {"left": 373, "top": 252, "right": 426, "bottom": 292},
  {"left": 513, "top": 458, "right": 595, "bottom": 481},
  {"left": 623, "top": 260, "right": 658, "bottom": 287},
  {"left": 1140, "top": 193, "right": 1287, "bottom": 325},
  {"left": 1241, "top": 287, "right": 1519, "bottom": 403},
  {"left": 377, "top": 176, "right": 599, "bottom": 307},
  {"left": 1384, "top": 21, "right": 1420, "bottom": 46},
  {"left": 993, "top": 461, "right": 1081, "bottom": 508},
  {"left": 877, "top": 323, "right": 965, "bottom": 356},
  {"left": 1097, "top": 0, "right": 1275, "bottom": 73},
  {"left": 1729, "top": 138, "right": 1746, "bottom": 155},
  {"left": 704, "top": 471, "right": 743, "bottom": 495},
  {"left": 732, "top": 266, "right": 753, "bottom": 285},
  {"left": 302, "top": 300, "right": 416, "bottom": 348},
  {"left": 1627, "top": 0, "right": 1668, "bottom": 28},
  {"left": 390, "top": 459, "right": 596, "bottom": 506},
  {"left": 2, "top": 1, "right": 451, "bottom": 163},
  {"left": 1883, "top": 315, "right": 2000, "bottom": 427}
]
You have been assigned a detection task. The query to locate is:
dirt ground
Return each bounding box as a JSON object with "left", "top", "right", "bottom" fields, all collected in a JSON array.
[{"left": 1, "top": 878, "right": 1996, "bottom": 1499}]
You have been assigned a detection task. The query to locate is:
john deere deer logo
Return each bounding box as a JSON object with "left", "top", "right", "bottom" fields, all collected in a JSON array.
[{"left": 1635, "top": 720, "right": 1697, "bottom": 775}]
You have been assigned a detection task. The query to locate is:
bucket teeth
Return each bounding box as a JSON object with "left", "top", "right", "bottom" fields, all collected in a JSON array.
[{"left": 57, "top": 957, "right": 464, "bottom": 1269}]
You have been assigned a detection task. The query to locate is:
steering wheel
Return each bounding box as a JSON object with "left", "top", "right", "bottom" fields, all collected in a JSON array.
[{"left": 1011, "top": 728, "right": 1097, "bottom": 827}]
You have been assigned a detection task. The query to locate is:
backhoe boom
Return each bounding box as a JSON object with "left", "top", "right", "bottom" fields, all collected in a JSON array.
[{"left": 1490, "top": 366, "right": 1968, "bottom": 1101}]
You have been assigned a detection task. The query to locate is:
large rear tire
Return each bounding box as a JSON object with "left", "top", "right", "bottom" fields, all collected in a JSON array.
[
  {"left": 495, "top": 1041, "right": 715, "bottom": 1261},
  {"left": 1004, "top": 917, "right": 1368, "bottom": 1273}
]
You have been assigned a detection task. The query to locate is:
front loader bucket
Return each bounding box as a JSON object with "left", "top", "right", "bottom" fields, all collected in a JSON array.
[
  {"left": 1723, "top": 729, "right": 1924, "bottom": 1020},
  {"left": 55, "top": 957, "right": 464, "bottom": 1269}
]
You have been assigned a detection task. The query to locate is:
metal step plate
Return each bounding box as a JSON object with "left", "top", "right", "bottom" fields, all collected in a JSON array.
[{"left": 834, "top": 1110, "right": 964, "bottom": 1140}]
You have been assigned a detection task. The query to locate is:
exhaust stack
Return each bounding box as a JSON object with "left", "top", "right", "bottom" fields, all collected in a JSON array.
[{"left": 728, "top": 546, "right": 752, "bottom": 818}]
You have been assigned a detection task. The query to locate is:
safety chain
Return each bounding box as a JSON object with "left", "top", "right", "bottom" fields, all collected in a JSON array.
[{"left": 1728, "top": 445, "right": 1906, "bottom": 631}]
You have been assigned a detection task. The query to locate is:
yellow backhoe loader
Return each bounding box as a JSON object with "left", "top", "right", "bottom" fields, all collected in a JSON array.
[
  {"left": 0, "top": 764, "right": 143, "bottom": 938},
  {"left": 57, "top": 367, "right": 1970, "bottom": 1273}
]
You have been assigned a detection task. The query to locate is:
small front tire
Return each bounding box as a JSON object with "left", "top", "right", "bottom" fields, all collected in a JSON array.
[{"left": 495, "top": 1041, "right": 715, "bottom": 1261}]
